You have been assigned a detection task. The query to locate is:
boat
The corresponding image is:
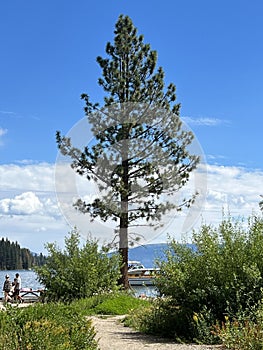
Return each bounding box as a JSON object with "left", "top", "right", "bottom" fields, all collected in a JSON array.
[{"left": 128, "top": 261, "right": 159, "bottom": 286}]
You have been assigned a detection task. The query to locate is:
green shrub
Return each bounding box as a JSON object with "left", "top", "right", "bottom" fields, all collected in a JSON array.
[
  {"left": 214, "top": 315, "right": 263, "bottom": 350},
  {"left": 125, "top": 297, "right": 217, "bottom": 343},
  {"left": 214, "top": 299, "right": 263, "bottom": 349},
  {"left": 145, "top": 215, "right": 263, "bottom": 343},
  {"left": 35, "top": 230, "right": 121, "bottom": 302},
  {"left": 0, "top": 303, "right": 98, "bottom": 349}
]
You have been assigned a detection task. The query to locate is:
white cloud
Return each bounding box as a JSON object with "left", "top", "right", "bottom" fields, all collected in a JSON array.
[
  {"left": 182, "top": 116, "right": 229, "bottom": 127},
  {"left": 201, "top": 165, "right": 262, "bottom": 226},
  {"left": 0, "top": 163, "right": 55, "bottom": 191},
  {"left": 0, "top": 162, "right": 262, "bottom": 252},
  {"left": 0, "top": 192, "right": 43, "bottom": 215}
]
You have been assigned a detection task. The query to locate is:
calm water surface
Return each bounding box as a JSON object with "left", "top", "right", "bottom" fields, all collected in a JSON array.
[
  {"left": 0, "top": 270, "right": 158, "bottom": 298},
  {"left": 0, "top": 270, "right": 42, "bottom": 298},
  {"left": 130, "top": 285, "right": 159, "bottom": 297}
]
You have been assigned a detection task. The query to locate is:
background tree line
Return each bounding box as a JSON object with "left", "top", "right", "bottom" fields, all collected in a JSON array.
[{"left": 0, "top": 237, "right": 46, "bottom": 270}]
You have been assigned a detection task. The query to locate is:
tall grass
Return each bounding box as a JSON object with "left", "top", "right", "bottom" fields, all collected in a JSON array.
[
  {"left": 0, "top": 302, "right": 97, "bottom": 349},
  {"left": 0, "top": 291, "right": 150, "bottom": 349}
]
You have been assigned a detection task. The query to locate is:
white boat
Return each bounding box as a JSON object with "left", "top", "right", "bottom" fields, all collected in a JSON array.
[{"left": 128, "top": 261, "right": 159, "bottom": 286}]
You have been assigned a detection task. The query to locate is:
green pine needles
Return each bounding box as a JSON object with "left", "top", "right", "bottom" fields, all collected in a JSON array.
[{"left": 56, "top": 15, "right": 200, "bottom": 288}]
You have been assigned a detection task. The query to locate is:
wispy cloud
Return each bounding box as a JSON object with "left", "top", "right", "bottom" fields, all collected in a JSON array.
[
  {"left": 182, "top": 116, "right": 230, "bottom": 127},
  {"left": 0, "top": 127, "right": 8, "bottom": 146},
  {"left": 15, "top": 159, "right": 39, "bottom": 165},
  {"left": 0, "top": 110, "right": 37, "bottom": 120},
  {"left": 207, "top": 154, "right": 228, "bottom": 162},
  {"left": 0, "top": 110, "right": 16, "bottom": 116},
  {"left": 0, "top": 128, "right": 8, "bottom": 137}
]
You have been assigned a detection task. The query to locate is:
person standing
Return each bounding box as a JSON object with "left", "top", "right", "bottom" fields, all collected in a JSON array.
[
  {"left": 14, "top": 273, "right": 23, "bottom": 303},
  {"left": 3, "top": 275, "right": 11, "bottom": 303}
]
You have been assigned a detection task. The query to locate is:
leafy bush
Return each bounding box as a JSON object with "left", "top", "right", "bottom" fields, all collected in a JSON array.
[
  {"left": 125, "top": 297, "right": 217, "bottom": 344},
  {"left": 0, "top": 303, "right": 97, "bottom": 349},
  {"left": 35, "top": 230, "right": 121, "bottom": 302},
  {"left": 0, "top": 292, "right": 150, "bottom": 349},
  {"left": 125, "top": 298, "right": 183, "bottom": 338},
  {"left": 213, "top": 298, "right": 263, "bottom": 349},
  {"left": 93, "top": 292, "right": 150, "bottom": 315},
  {"left": 140, "top": 215, "right": 263, "bottom": 343}
]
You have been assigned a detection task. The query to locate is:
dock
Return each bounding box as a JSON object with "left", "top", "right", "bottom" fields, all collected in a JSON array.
[
  {"left": 128, "top": 276, "right": 154, "bottom": 286},
  {"left": 1, "top": 288, "right": 45, "bottom": 304}
]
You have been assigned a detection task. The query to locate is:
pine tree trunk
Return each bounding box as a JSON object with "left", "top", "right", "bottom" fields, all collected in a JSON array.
[
  {"left": 118, "top": 134, "right": 129, "bottom": 290},
  {"left": 118, "top": 208, "right": 129, "bottom": 289},
  {"left": 118, "top": 244, "right": 129, "bottom": 289}
]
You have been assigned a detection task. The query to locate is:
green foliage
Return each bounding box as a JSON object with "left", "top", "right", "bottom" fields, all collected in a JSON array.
[
  {"left": 125, "top": 297, "right": 217, "bottom": 344},
  {"left": 93, "top": 292, "right": 150, "bottom": 315},
  {"left": 56, "top": 13, "right": 199, "bottom": 237},
  {"left": 0, "top": 237, "right": 45, "bottom": 270},
  {"left": 56, "top": 15, "right": 199, "bottom": 289},
  {"left": 35, "top": 230, "right": 121, "bottom": 302},
  {"left": 0, "top": 291, "right": 151, "bottom": 349},
  {"left": 0, "top": 303, "right": 97, "bottom": 349},
  {"left": 60, "top": 291, "right": 150, "bottom": 317},
  {"left": 214, "top": 301, "right": 263, "bottom": 349},
  {"left": 125, "top": 298, "right": 183, "bottom": 338},
  {"left": 136, "top": 215, "right": 263, "bottom": 343}
]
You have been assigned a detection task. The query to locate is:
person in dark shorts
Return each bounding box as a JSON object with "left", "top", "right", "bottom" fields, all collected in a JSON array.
[
  {"left": 3, "top": 275, "right": 12, "bottom": 303},
  {"left": 13, "top": 273, "right": 23, "bottom": 303}
]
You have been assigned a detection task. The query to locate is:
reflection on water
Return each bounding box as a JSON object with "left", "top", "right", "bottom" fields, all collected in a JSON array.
[{"left": 130, "top": 285, "right": 159, "bottom": 298}]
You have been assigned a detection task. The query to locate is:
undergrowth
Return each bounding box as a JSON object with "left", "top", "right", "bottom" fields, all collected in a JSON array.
[{"left": 0, "top": 291, "right": 151, "bottom": 349}]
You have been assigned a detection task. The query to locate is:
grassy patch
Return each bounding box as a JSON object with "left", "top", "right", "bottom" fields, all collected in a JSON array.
[
  {"left": 92, "top": 292, "right": 150, "bottom": 315},
  {"left": 69, "top": 291, "right": 151, "bottom": 316}
]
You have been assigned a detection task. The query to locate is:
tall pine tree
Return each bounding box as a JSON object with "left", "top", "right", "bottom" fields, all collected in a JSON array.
[{"left": 57, "top": 15, "right": 199, "bottom": 288}]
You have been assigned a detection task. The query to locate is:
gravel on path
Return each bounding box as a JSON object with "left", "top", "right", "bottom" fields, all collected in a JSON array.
[{"left": 90, "top": 315, "right": 224, "bottom": 350}]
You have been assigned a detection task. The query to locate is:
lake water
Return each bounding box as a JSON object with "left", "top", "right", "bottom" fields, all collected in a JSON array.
[
  {"left": 0, "top": 270, "right": 42, "bottom": 298},
  {"left": 130, "top": 285, "right": 159, "bottom": 298},
  {"left": 0, "top": 270, "right": 158, "bottom": 298}
]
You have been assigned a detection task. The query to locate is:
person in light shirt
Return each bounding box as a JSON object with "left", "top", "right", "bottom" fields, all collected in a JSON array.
[{"left": 13, "top": 273, "right": 23, "bottom": 303}]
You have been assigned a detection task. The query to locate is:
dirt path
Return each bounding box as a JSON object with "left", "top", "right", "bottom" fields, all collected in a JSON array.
[{"left": 90, "top": 315, "right": 224, "bottom": 350}]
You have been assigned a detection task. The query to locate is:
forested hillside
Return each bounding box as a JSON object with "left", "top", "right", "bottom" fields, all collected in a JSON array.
[{"left": 0, "top": 237, "right": 46, "bottom": 270}]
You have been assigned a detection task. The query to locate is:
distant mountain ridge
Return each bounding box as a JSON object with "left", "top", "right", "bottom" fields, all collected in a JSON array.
[
  {"left": 128, "top": 243, "right": 168, "bottom": 267},
  {"left": 128, "top": 242, "right": 196, "bottom": 267}
]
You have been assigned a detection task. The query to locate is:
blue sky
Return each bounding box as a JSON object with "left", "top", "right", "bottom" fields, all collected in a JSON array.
[{"left": 0, "top": 0, "right": 262, "bottom": 252}]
